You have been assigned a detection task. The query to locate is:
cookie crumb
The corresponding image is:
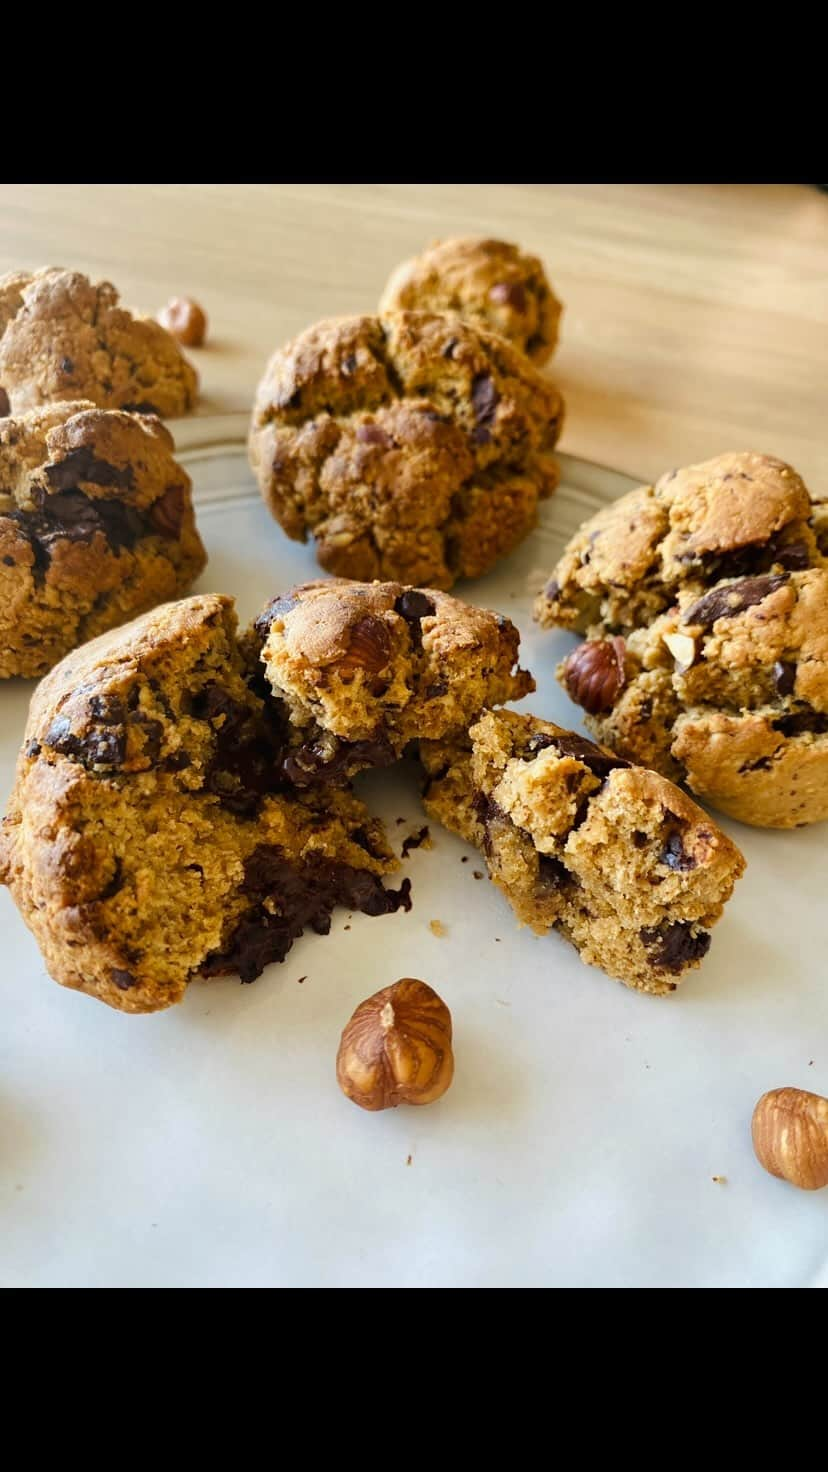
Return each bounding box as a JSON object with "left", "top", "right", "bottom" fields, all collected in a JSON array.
[
  {"left": 396, "top": 817, "right": 406, "bottom": 826},
  {"left": 401, "top": 825, "right": 432, "bottom": 859},
  {"left": 296, "top": 975, "right": 307, "bottom": 985},
  {"left": 406, "top": 1154, "right": 413, "bottom": 1167},
  {"left": 711, "top": 1175, "right": 727, "bottom": 1185},
  {"left": 429, "top": 919, "right": 447, "bottom": 938},
  {"left": 343, "top": 925, "right": 351, "bottom": 931},
  {"left": 494, "top": 937, "right": 501, "bottom": 943},
  {"left": 496, "top": 999, "right": 511, "bottom": 1007},
  {"left": 473, "top": 870, "right": 484, "bottom": 880}
]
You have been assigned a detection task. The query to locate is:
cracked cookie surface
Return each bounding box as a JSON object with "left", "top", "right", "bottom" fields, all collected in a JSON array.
[
  {"left": 560, "top": 567, "right": 828, "bottom": 827},
  {"left": 0, "top": 594, "right": 410, "bottom": 1013},
  {"left": 421, "top": 709, "right": 744, "bottom": 995},
  {"left": 250, "top": 577, "right": 533, "bottom": 785},
  {"left": 248, "top": 311, "right": 563, "bottom": 589},
  {"left": 379, "top": 237, "right": 562, "bottom": 366},
  {"left": 0, "top": 401, "right": 206, "bottom": 677},
  {"left": 0, "top": 267, "right": 198, "bottom": 417},
  {"left": 535, "top": 451, "right": 823, "bottom": 636}
]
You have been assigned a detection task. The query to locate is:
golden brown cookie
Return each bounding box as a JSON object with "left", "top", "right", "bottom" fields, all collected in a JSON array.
[
  {"left": 0, "top": 268, "right": 198, "bottom": 417},
  {"left": 535, "top": 451, "right": 822, "bottom": 636},
  {"left": 0, "top": 401, "right": 206, "bottom": 677},
  {"left": 560, "top": 567, "right": 828, "bottom": 828},
  {"left": 421, "top": 709, "right": 745, "bottom": 995},
  {"left": 250, "top": 577, "right": 533, "bottom": 784},
  {"left": 249, "top": 311, "right": 563, "bottom": 589},
  {"left": 379, "top": 237, "right": 562, "bottom": 365},
  {"left": 0, "top": 595, "right": 411, "bottom": 1014}
]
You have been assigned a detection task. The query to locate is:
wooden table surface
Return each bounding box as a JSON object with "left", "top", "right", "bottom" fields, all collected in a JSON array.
[{"left": 0, "top": 183, "right": 825, "bottom": 486}]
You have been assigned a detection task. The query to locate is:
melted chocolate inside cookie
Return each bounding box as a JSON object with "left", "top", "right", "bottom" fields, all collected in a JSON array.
[
  {"left": 640, "top": 920, "right": 710, "bottom": 972},
  {"left": 200, "top": 845, "right": 412, "bottom": 983},
  {"left": 9, "top": 474, "right": 186, "bottom": 573}
]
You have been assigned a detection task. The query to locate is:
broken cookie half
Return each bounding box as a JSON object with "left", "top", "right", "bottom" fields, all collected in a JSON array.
[
  {"left": 250, "top": 577, "right": 533, "bottom": 787},
  {"left": 421, "top": 709, "right": 745, "bottom": 995},
  {"left": 0, "top": 594, "right": 411, "bottom": 1014}
]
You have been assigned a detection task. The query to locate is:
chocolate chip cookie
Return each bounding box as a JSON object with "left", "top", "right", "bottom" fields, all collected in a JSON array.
[
  {"left": 249, "top": 311, "right": 564, "bottom": 589},
  {"left": 250, "top": 578, "right": 534, "bottom": 785},
  {"left": 379, "top": 237, "right": 562, "bottom": 366},
  {"left": 0, "top": 402, "right": 207, "bottom": 678},
  {"left": 560, "top": 567, "right": 828, "bottom": 828},
  {"left": 535, "top": 451, "right": 822, "bottom": 637},
  {"left": 0, "top": 594, "right": 411, "bottom": 1014},
  {"left": 421, "top": 709, "right": 745, "bottom": 994},
  {"left": 0, "top": 268, "right": 198, "bottom": 417}
]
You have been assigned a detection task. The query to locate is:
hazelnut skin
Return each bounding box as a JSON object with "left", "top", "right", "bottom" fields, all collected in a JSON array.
[
  {"left": 158, "top": 296, "right": 208, "bottom": 347},
  {"left": 752, "top": 1087, "right": 828, "bottom": 1191},
  {"left": 336, "top": 978, "right": 454, "bottom": 1112}
]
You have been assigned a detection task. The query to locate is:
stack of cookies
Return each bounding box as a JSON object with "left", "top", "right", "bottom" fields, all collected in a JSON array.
[{"left": 5, "top": 234, "right": 824, "bottom": 1024}]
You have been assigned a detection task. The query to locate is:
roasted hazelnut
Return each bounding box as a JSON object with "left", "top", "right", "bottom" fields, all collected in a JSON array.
[
  {"left": 0, "top": 386, "right": 10, "bottom": 417},
  {"left": 331, "top": 615, "right": 392, "bottom": 678},
  {"left": 158, "top": 296, "right": 208, "bottom": 347},
  {"left": 752, "top": 1087, "right": 828, "bottom": 1191},
  {"left": 336, "top": 977, "right": 454, "bottom": 1112},
  {"left": 561, "top": 636, "right": 626, "bottom": 714}
]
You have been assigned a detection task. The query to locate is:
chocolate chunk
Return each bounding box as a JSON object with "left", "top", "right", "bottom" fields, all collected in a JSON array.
[
  {"left": 640, "top": 920, "right": 711, "bottom": 972},
  {"left": 471, "top": 374, "right": 499, "bottom": 445},
  {"left": 395, "top": 589, "right": 435, "bottom": 624},
  {"left": 401, "top": 826, "right": 430, "bottom": 859},
  {"left": 442, "top": 338, "right": 458, "bottom": 359},
  {"left": 10, "top": 485, "right": 150, "bottom": 569},
  {"left": 356, "top": 423, "right": 390, "bottom": 447},
  {"left": 43, "top": 715, "right": 126, "bottom": 769},
  {"left": 25, "top": 739, "right": 41, "bottom": 759},
  {"left": 425, "top": 680, "right": 448, "bottom": 698},
  {"left": 632, "top": 831, "right": 648, "bottom": 849},
  {"left": 394, "top": 588, "right": 436, "bottom": 650},
  {"left": 2, "top": 555, "right": 14, "bottom": 566},
  {"left": 60, "top": 357, "right": 74, "bottom": 375},
  {"left": 523, "top": 728, "right": 630, "bottom": 781},
  {"left": 342, "top": 353, "right": 358, "bottom": 375},
  {"left": 489, "top": 280, "right": 528, "bottom": 313},
  {"left": 773, "top": 708, "right": 828, "bottom": 737},
  {"left": 684, "top": 574, "right": 789, "bottom": 628},
  {"left": 45, "top": 448, "right": 135, "bottom": 493},
  {"left": 149, "top": 484, "right": 186, "bottom": 538},
  {"left": 0, "top": 386, "right": 10, "bottom": 417},
  {"left": 253, "top": 592, "right": 299, "bottom": 640},
  {"left": 111, "top": 968, "right": 137, "bottom": 990},
  {"left": 120, "top": 402, "right": 161, "bottom": 416},
  {"left": 191, "top": 683, "right": 288, "bottom": 816},
  {"left": 525, "top": 333, "right": 545, "bottom": 357},
  {"left": 773, "top": 660, "right": 796, "bottom": 697},
  {"left": 280, "top": 730, "right": 396, "bottom": 788},
  {"left": 88, "top": 694, "right": 126, "bottom": 725},
  {"left": 201, "top": 846, "right": 412, "bottom": 983},
  {"left": 659, "top": 820, "right": 696, "bottom": 871},
  {"left": 544, "top": 578, "right": 560, "bottom": 601}
]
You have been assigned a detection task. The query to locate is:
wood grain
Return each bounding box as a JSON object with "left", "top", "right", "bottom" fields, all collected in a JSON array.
[{"left": 0, "top": 183, "right": 825, "bottom": 485}]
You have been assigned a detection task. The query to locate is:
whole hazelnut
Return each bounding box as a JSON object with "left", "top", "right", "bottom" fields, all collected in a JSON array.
[
  {"left": 336, "top": 977, "right": 454, "bottom": 1112},
  {"left": 331, "top": 615, "right": 392, "bottom": 678},
  {"left": 561, "top": 636, "right": 626, "bottom": 714},
  {"left": 158, "top": 296, "right": 208, "bottom": 347},
  {"left": 752, "top": 1086, "right": 828, "bottom": 1191}
]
